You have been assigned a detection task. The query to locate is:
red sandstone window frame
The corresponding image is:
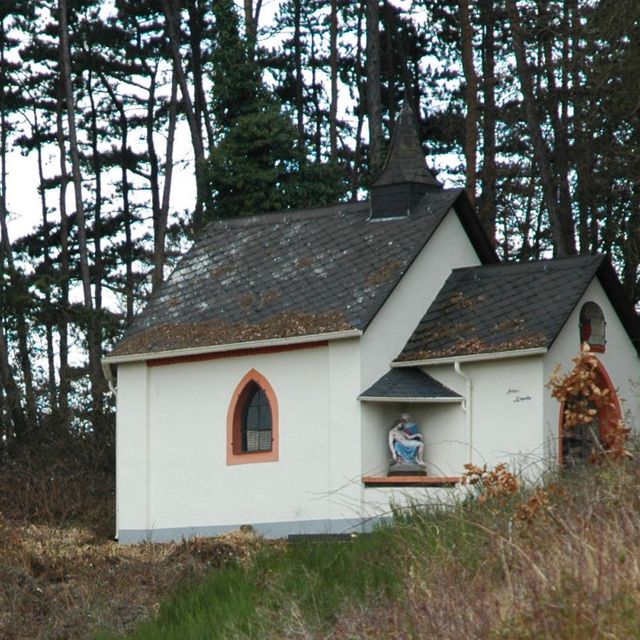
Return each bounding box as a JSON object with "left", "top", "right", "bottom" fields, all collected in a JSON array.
[{"left": 227, "top": 369, "right": 279, "bottom": 465}]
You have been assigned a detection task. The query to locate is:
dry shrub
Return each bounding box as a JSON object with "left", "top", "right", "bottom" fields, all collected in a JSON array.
[
  {"left": 462, "top": 462, "right": 520, "bottom": 505},
  {"left": 548, "top": 350, "right": 631, "bottom": 460},
  {"left": 0, "top": 429, "right": 271, "bottom": 639},
  {"left": 0, "top": 430, "right": 115, "bottom": 535},
  {"left": 167, "top": 527, "right": 267, "bottom": 569}
]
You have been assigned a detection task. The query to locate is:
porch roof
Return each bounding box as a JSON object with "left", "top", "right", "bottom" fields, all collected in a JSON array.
[{"left": 358, "top": 368, "right": 461, "bottom": 403}]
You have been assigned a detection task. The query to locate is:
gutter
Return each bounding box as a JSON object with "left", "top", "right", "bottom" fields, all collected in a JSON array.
[
  {"left": 454, "top": 361, "right": 473, "bottom": 463},
  {"left": 102, "top": 328, "right": 362, "bottom": 367},
  {"left": 393, "top": 347, "right": 547, "bottom": 368}
]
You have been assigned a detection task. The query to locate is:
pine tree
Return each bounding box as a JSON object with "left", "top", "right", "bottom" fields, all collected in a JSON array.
[{"left": 207, "top": 0, "right": 344, "bottom": 220}]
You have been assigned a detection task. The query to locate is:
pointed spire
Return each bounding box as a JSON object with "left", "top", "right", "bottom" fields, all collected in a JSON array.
[
  {"left": 372, "top": 100, "right": 441, "bottom": 188},
  {"left": 369, "top": 100, "right": 442, "bottom": 220}
]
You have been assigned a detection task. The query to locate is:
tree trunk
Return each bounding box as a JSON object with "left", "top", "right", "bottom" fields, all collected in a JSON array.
[
  {"left": 366, "top": 0, "right": 382, "bottom": 174},
  {"left": 187, "top": 0, "right": 214, "bottom": 153},
  {"left": 162, "top": 0, "right": 209, "bottom": 231},
  {"left": 458, "top": 0, "right": 479, "bottom": 205},
  {"left": 155, "top": 66, "right": 178, "bottom": 292},
  {"left": 55, "top": 97, "right": 71, "bottom": 419},
  {"left": 97, "top": 70, "right": 136, "bottom": 321},
  {"left": 59, "top": 0, "right": 106, "bottom": 419},
  {"left": 243, "top": 0, "right": 262, "bottom": 63},
  {"left": 329, "top": 0, "right": 338, "bottom": 161},
  {"left": 33, "top": 109, "right": 58, "bottom": 411},
  {"left": 536, "top": 0, "right": 573, "bottom": 248},
  {"left": 0, "top": 24, "right": 37, "bottom": 433},
  {"left": 507, "top": 0, "right": 576, "bottom": 256},
  {"left": 293, "top": 0, "right": 305, "bottom": 149},
  {"left": 478, "top": 0, "right": 497, "bottom": 242}
]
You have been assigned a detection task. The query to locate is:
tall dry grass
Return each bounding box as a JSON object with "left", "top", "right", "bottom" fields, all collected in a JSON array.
[
  {"left": 0, "top": 435, "right": 268, "bottom": 639},
  {"left": 327, "top": 461, "right": 640, "bottom": 640}
]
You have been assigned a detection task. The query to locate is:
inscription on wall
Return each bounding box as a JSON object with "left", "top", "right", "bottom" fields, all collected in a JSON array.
[{"left": 506, "top": 388, "right": 532, "bottom": 403}]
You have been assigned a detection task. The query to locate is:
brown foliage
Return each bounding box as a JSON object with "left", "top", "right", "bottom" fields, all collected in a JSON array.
[
  {"left": 462, "top": 462, "right": 520, "bottom": 504},
  {"left": 548, "top": 350, "right": 631, "bottom": 460}
]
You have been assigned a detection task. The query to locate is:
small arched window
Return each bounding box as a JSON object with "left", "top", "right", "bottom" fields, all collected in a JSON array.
[
  {"left": 227, "top": 370, "right": 279, "bottom": 465},
  {"left": 579, "top": 302, "right": 606, "bottom": 352}
]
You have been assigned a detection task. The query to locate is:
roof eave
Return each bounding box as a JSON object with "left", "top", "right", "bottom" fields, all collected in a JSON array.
[
  {"left": 392, "top": 346, "right": 548, "bottom": 367},
  {"left": 452, "top": 191, "right": 499, "bottom": 265},
  {"left": 103, "top": 329, "right": 362, "bottom": 365},
  {"left": 596, "top": 258, "right": 640, "bottom": 357},
  {"left": 357, "top": 396, "right": 463, "bottom": 403}
]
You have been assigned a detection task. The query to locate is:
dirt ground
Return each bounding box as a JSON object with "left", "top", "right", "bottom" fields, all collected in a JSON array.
[{"left": 0, "top": 515, "right": 265, "bottom": 640}]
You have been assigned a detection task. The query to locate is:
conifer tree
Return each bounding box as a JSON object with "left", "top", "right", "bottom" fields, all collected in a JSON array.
[{"left": 207, "top": 0, "right": 344, "bottom": 220}]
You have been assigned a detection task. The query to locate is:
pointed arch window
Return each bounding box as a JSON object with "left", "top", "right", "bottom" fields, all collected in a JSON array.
[
  {"left": 227, "top": 370, "right": 279, "bottom": 465},
  {"left": 242, "top": 383, "right": 272, "bottom": 452}
]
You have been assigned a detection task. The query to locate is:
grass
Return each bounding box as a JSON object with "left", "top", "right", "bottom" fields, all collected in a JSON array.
[
  {"left": 98, "top": 529, "right": 404, "bottom": 640},
  {"left": 4, "top": 437, "right": 640, "bottom": 639}
]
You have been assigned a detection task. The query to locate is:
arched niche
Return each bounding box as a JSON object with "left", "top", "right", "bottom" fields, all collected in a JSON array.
[{"left": 579, "top": 301, "right": 606, "bottom": 352}]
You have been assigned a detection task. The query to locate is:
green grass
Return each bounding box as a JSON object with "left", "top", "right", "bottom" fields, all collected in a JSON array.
[{"left": 96, "top": 528, "right": 405, "bottom": 640}]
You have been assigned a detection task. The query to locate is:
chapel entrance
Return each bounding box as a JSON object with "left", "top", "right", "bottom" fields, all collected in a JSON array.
[{"left": 560, "top": 360, "right": 622, "bottom": 467}]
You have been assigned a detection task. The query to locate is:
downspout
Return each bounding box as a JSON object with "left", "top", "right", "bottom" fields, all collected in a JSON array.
[{"left": 454, "top": 361, "right": 473, "bottom": 463}]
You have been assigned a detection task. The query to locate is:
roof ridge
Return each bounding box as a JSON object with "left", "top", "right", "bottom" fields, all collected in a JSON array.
[
  {"left": 202, "top": 200, "right": 369, "bottom": 231},
  {"left": 450, "top": 254, "right": 603, "bottom": 274}
]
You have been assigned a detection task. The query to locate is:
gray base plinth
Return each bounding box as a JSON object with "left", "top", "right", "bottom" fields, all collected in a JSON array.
[{"left": 388, "top": 462, "right": 427, "bottom": 476}]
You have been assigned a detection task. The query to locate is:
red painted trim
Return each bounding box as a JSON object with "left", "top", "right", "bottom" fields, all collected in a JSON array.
[
  {"left": 558, "top": 357, "right": 622, "bottom": 465},
  {"left": 148, "top": 340, "right": 328, "bottom": 368},
  {"left": 362, "top": 476, "right": 460, "bottom": 487},
  {"left": 227, "top": 369, "right": 279, "bottom": 465}
]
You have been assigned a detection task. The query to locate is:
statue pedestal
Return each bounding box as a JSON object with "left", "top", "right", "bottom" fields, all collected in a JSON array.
[{"left": 388, "top": 462, "right": 427, "bottom": 477}]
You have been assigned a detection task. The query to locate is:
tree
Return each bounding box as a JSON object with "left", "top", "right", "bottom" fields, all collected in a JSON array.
[{"left": 208, "top": 0, "right": 344, "bottom": 220}]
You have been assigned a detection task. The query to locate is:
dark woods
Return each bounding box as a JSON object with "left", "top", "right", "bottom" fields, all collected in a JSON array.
[{"left": 0, "top": 0, "right": 639, "bottom": 472}]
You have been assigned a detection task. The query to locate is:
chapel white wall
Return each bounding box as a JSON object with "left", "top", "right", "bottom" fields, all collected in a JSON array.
[
  {"left": 448, "top": 356, "right": 546, "bottom": 478},
  {"left": 115, "top": 362, "right": 149, "bottom": 534},
  {"left": 359, "top": 209, "right": 481, "bottom": 391},
  {"left": 116, "top": 338, "right": 363, "bottom": 540}
]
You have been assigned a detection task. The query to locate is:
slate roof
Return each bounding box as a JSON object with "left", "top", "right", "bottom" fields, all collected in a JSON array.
[
  {"left": 110, "top": 189, "right": 496, "bottom": 358},
  {"left": 359, "top": 368, "right": 461, "bottom": 401},
  {"left": 396, "top": 254, "right": 640, "bottom": 362},
  {"left": 372, "top": 101, "right": 441, "bottom": 188}
]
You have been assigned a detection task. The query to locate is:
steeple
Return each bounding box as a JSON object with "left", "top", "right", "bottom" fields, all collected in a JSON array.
[{"left": 370, "top": 100, "right": 442, "bottom": 220}]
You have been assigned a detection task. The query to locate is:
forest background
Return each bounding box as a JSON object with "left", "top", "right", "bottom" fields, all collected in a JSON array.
[{"left": 0, "top": 0, "right": 638, "bottom": 471}]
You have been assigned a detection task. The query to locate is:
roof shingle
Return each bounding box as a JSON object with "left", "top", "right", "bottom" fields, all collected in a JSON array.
[
  {"left": 111, "top": 190, "right": 466, "bottom": 357},
  {"left": 396, "top": 255, "right": 606, "bottom": 362},
  {"left": 359, "top": 368, "right": 461, "bottom": 400}
]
